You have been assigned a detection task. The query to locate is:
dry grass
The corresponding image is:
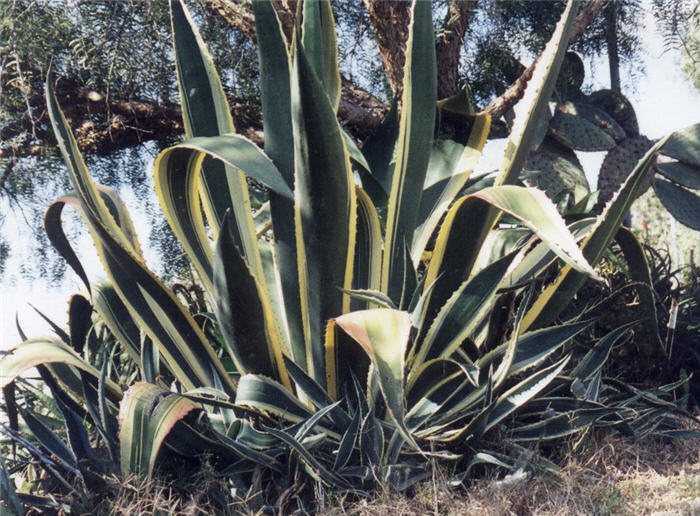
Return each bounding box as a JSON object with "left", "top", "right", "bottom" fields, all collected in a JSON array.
[{"left": 328, "top": 433, "right": 700, "bottom": 516}]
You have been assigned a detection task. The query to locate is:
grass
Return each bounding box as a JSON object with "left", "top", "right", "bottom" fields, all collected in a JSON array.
[
  {"left": 50, "top": 431, "right": 699, "bottom": 515},
  {"left": 326, "top": 433, "right": 700, "bottom": 516}
]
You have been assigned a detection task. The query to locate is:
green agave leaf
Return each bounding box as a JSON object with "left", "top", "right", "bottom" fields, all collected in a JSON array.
[
  {"left": 170, "top": 0, "right": 264, "bottom": 283},
  {"left": 334, "top": 309, "right": 419, "bottom": 450},
  {"left": 655, "top": 161, "right": 700, "bottom": 189},
  {"left": 92, "top": 282, "right": 141, "bottom": 362},
  {"left": 213, "top": 212, "right": 289, "bottom": 388},
  {"left": 570, "top": 322, "right": 636, "bottom": 380},
  {"left": 0, "top": 338, "right": 121, "bottom": 400},
  {"left": 522, "top": 136, "right": 669, "bottom": 331},
  {"left": 0, "top": 454, "right": 23, "bottom": 516},
  {"left": 67, "top": 295, "right": 91, "bottom": 355},
  {"left": 615, "top": 227, "right": 664, "bottom": 356},
  {"left": 342, "top": 289, "right": 396, "bottom": 310},
  {"left": 154, "top": 135, "right": 292, "bottom": 295},
  {"left": 283, "top": 357, "right": 351, "bottom": 428},
  {"left": 412, "top": 251, "right": 517, "bottom": 371},
  {"left": 333, "top": 409, "right": 361, "bottom": 471},
  {"left": 361, "top": 100, "right": 399, "bottom": 203},
  {"left": 424, "top": 185, "right": 598, "bottom": 336},
  {"left": 477, "top": 320, "right": 590, "bottom": 377},
  {"left": 252, "top": 0, "right": 303, "bottom": 362},
  {"left": 653, "top": 177, "right": 700, "bottom": 231},
  {"left": 381, "top": 0, "right": 436, "bottom": 302},
  {"left": 659, "top": 123, "right": 700, "bottom": 166},
  {"left": 509, "top": 407, "right": 619, "bottom": 441},
  {"left": 291, "top": 41, "right": 356, "bottom": 386},
  {"left": 352, "top": 186, "right": 383, "bottom": 311},
  {"left": 265, "top": 427, "right": 351, "bottom": 489},
  {"left": 18, "top": 407, "right": 78, "bottom": 472},
  {"left": 300, "top": 0, "right": 341, "bottom": 109},
  {"left": 446, "top": 355, "right": 570, "bottom": 443}
]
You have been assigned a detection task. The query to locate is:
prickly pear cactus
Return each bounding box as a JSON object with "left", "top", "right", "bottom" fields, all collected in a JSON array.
[
  {"left": 523, "top": 138, "right": 589, "bottom": 203},
  {"left": 557, "top": 101, "right": 626, "bottom": 142},
  {"left": 596, "top": 134, "right": 655, "bottom": 207},
  {"left": 549, "top": 110, "right": 617, "bottom": 151},
  {"left": 587, "top": 89, "right": 639, "bottom": 136},
  {"left": 555, "top": 52, "right": 585, "bottom": 101},
  {"left": 653, "top": 178, "right": 700, "bottom": 230}
]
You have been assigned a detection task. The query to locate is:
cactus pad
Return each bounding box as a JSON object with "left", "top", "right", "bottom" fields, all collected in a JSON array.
[
  {"left": 656, "top": 161, "right": 700, "bottom": 189},
  {"left": 597, "top": 135, "right": 654, "bottom": 207},
  {"left": 555, "top": 52, "right": 586, "bottom": 101},
  {"left": 558, "top": 101, "right": 626, "bottom": 142},
  {"left": 549, "top": 110, "right": 617, "bottom": 151},
  {"left": 523, "top": 138, "right": 589, "bottom": 203},
  {"left": 653, "top": 177, "right": 700, "bottom": 230},
  {"left": 587, "top": 89, "right": 639, "bottom": 136},
  {"left": 659, "top": 123, "right": 700, "bottom": 167}
]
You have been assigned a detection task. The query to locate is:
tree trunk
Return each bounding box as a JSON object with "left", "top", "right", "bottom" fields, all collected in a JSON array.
[
  {"left": 362, "top": 0, "right": 412, "bottom": 96},
  {"left": 605, "top": 1, "right": 621, "bottom": 92},
  {"left": 435, "top": 0, "right": 478, "bottom": 99}
]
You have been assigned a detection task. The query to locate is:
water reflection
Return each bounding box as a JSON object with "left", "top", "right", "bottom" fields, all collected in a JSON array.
[{"left": 0, "top": 140, "right": 189, "bottom": 343}]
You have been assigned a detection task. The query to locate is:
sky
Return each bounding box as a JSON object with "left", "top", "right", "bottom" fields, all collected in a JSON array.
[{"left": 1, "top": 1, "right": 699, "bottom": 350}]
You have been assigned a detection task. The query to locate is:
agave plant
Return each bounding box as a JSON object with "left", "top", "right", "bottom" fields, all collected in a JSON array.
[{"left": 1, "top": 0, "right": 693, "bottom": 507}]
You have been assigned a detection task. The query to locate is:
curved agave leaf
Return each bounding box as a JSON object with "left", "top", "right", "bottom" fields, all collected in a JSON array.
[
  {"left": 291, "top": 41, "right": 356, "bottom": 387},
  {"left": 46, "top": 99, "right": 237, "bottom": 397},
  {"left": 381, "top": 0, "right": 436, "bottom": 302},
  {"left": 334, "top": 309, "right": 419, "bottom": 450},
  {"left": 0, "top": 338, "right": 121, "bottom": 401},
  {"left": 170, "top": 0, "right": 264, "bottom": 283},
  {"left": 423, "top": 186, "right": 598, "bottom": 337},
  {"left": 522, "top": 136, "right": 669, "bottom": 331},
  {"left": 154, "top": 135, "right": 293, "bottom": 295},
  {"left": 119, "top": 382, "right": 200, "bottom": 477}
]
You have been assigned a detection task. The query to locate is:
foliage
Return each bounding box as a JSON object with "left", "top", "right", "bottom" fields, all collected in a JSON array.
[{"left": 0, "top": 0, "right": 695, "bottom": 511}]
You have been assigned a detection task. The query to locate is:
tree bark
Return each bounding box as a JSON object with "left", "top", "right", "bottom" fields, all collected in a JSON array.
[
  {"left": 605, "top": 1, "right": 621, "bottom": 92},
  {"left": 362, "top": 0, "right": 412, "bottom": 96},
  {"left": 435, "top": 0, "right": 478, "bottom": 99},
  {"left": 481, "top": 0, "right": 607, "bottom": 119}
]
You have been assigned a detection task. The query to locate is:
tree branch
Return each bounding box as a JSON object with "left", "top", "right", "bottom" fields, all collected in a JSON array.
[{"left": 480, "top": 0, "right": 607, "bottom": 119}]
